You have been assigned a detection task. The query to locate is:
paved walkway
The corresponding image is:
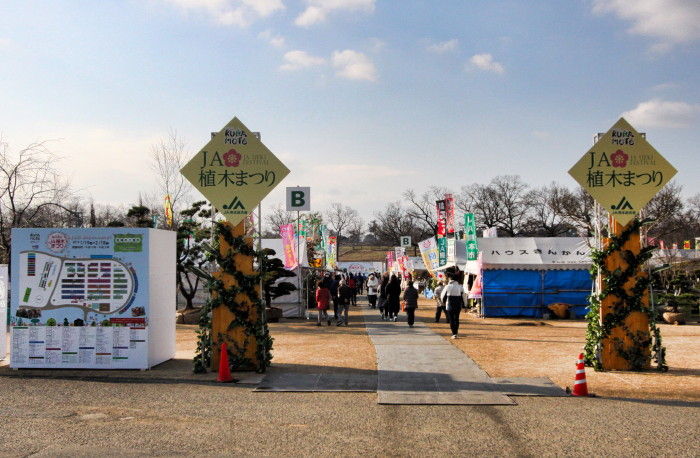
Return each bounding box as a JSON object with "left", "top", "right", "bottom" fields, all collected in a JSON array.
[{"left": 363, "top": 308, "right": 516, "bottom": 405}]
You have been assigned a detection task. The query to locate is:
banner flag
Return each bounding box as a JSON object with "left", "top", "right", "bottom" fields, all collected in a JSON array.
[
  {"left": 418, "top": 237, "right": 440, "bottom": 275},
  {"left": 445, "top": 194, "right": 455, "bottom": 235},
  {"left": 464, "top": 213, "right": 478, "bottom": 261},
  {"left": 280, "top": 223, "right": 297, "bottom": 269},
  {"left": 436, "top": 200, "right": 447, "bottom": 238},
  {"left": 437, "top": 237, "right": 448, "bottom": 267},
  {"left": 163, "top": 195, "right": 173, "bottom": 226},
  {"left": 684, "top": 240, "right": 691, "bottom": 249}
]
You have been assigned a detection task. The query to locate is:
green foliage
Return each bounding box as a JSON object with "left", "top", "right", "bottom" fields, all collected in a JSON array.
[
  {"left": 192, "top": 221, "right": 273, "bottom": 374},
  {"left": 176, "top": 201, "right": 211, "bottom": 309},
  {"left": 259, "top": 247, "right": 297, "bottom": 307},
  {"left": 126, "top": 205, "right": 153, "bottom": 228},
  {"left": 584, "top": 218, "right": 667, "bottom": 372}
]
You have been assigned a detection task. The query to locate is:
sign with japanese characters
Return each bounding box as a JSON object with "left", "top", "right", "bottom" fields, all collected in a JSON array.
[
  {"left": 568, "top": 117, "right": 677, "bottom": 225},
  {"left": 181, "top": 117, "right": 290, "bottom": 225}
]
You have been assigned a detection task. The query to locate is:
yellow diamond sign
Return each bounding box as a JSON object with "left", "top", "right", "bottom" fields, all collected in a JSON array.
[
  {"left": 181, "top": 117, "right": 290, "bottom": 225},
  {"left": 568, "top": 117, "right": 677, "bottom": 225}
]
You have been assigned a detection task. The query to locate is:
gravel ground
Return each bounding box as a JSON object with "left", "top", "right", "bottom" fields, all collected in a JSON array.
[{"left": 0, "top": 302, "right": 697, "bottom": 456}]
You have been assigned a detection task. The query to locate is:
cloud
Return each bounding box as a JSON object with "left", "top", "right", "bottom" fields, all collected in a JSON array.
[
  {"left": 295, "top": 0, "right": 375, "bottom": 27},
  {"left": 0, "top": 38, "right": 11, "bottom": 49},
  {"left": 368, "top": 37, "right": 386, "bottom": 53},
  {"left": 258, "top": 29, "right": 285, "bottom": 48},
  {"left": 279, "top": 50, "right": 325, "bottom": 71},
  {"left": 651, "top": 82, "right": 678, "bottom": 91},
  {"left": 592, "top": 0, "right": 700, "bottom": 50},
  {"left": 427, "top": 39, "right": 458, "bottom": 54},
  {"left": 162, "top": 0, "right": 284, "bottom": 26},
  {"left": 622, "top": 98, "right": 700, "bottom": 128},
  {"left": 467, "top": 53, "right": 505, "bottom": 74},
  {"left": 331, "top": 50, "right": 377, "bottom": 81}
]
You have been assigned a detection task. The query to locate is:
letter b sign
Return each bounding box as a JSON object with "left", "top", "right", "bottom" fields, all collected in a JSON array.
[{"left": 286, "top": 187, "right": 311, "bottom": 211}]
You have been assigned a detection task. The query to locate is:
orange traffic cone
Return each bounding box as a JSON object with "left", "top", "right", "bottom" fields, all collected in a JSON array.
[
  {"left": 571, "top": 353, "right": 589, "bottom": 396},
  {"left": 217, "top": 342, "right": 235, "bottom": 383}
]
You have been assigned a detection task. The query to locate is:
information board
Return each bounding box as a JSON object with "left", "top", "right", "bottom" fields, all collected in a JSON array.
[{"left": 10, "top": 228, "right": 155, "bottom": 369}]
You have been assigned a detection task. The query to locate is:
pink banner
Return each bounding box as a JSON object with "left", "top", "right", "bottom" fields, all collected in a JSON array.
[
  {"left": 445, "top": 194, "right": 455, "bottom": 235},
  {"left": 280, "top": 223, "right": 297, "bottom": 269}
]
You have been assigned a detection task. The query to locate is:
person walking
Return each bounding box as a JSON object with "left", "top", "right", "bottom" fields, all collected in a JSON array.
[
  {"left": 402, "top": 281, "right": 419, "bottom": 327},
  {"left": 330, "top": 275, "right": 340, "bottom": 321},
  {"left": 441, "top": 276, "right": 465, "bottom": 339},
  {"left": 378, "top": 273, "right": 389, "bottom": 319},
  {"left": 366, "top": 273, "right": 379, "bottom": 309},
  {"left": 434, "top": 280, "right": 446, "bottom": 323},
  {"left": 386, "top": 274, "right": 401, "bottom": 322},
  {"left": 347, "top": 274, "right": 357, "bottom": 306},
  {"left": 337, "top": 279, "right": 353, "bottom": 326},
  {"left": 315, "top": 280, "right": 331, "bottom": 326}
]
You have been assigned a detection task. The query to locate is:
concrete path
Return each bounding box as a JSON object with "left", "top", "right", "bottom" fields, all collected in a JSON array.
[{"left": 363, "top": 308, "right": 516, "bottom": 405}]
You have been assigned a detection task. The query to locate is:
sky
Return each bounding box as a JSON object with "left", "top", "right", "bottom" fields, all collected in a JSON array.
[{"left": 0, "top": 0, "right": 698, "bottom": 224}]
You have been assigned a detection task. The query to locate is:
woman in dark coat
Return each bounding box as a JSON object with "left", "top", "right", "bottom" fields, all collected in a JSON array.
[
  {"left": 402, "top": 281, "right": 419, "bottom": 327},
  {"left": 386, "top": 274, "right": 402, "bottom": 322},
  {"left": 378, "top": 273, "right": 390, "bottom": 320}
]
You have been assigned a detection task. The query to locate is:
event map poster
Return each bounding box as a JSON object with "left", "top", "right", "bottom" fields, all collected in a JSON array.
[{"left": 10, "top": 228, "right": 150, "bottom": 369}]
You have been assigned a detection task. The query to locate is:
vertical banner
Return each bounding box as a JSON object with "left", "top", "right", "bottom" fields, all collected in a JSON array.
[
  {"left": 695, "top": 237, "right": 700, "bottom": 250},
  {"left": 326, "top": 236, "right": 337, "bottom": 269},
  {"left": 418, "top": 237, "right": 440, "bottom": 276},
  {"left": 386, "top": 251, "right": 394, "bottom": 271},
  {"left": 437, "top": 237, "right": 448, "bottom": 267},
  {"left": 394, "top": 246, "right": 405, "bottom": 261},
  {"left": 280, "top": 224, "right": 297, "bottom": 269},
  {"left": 464, "top": 213, "right": 479, "bottom": 261},
  {"left": 163, "top": 195, "right": 173, "bottom": 227},
  {"left": 444, "top": 194, "right": 455, "bottom": 235},
  {"left": 683, "top": 240, "right": 691, "bottom": 249},
  {"left": 436, "top": 200, "right": 447, "bottom": 238}
]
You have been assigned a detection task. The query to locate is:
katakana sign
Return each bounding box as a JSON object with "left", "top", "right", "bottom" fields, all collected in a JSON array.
[
  {"left": 181, "top": 117, "right": 290, "bottom": 225},
  {"left": 568, "top": 117, "right": 677, "bottom": 225}
]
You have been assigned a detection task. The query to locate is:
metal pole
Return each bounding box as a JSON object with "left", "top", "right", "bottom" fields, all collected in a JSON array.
[{"left": 297, "top": 210, "right": 302, "bottom": 318}]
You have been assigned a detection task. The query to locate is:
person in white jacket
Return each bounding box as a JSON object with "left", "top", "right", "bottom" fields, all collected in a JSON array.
[
  {"left": 366, "top": 273, "right": 379, "bottom": 309},
  {"left": 441, "top": 277, "right": 465, "bottom": 339}
]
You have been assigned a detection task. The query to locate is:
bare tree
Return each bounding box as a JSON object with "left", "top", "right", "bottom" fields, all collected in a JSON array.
[
  {"left": 559, "top": 186, "right": 598, "bottom": 236},
  {"left": 490, "top": 175, "right": 531, "bottom": 236},
  {"left": 368, "top": 201, "right": 429, "bottom": 245},
  {"left": 0, "top": 139, "right": 76, "bottom": 263},
  {"left": 346, "top": 217, "right": 365, "bottom": 243},
  {"left": 325, "top": 202, "right": 359, "bottom": 248},
  {"left": 524, "top": 182, "right": 575, "bottom": 236},
  {"left": 403, "top": 186, "right": 451, "bottom": 237},
  {"left": 151, "top": 129, "right": 190, "bottom": 228},
  {"left": 459, "top": 183, "right": 501, "bottom": 232},
  {"left": 265, "top": 203, "right": 296, "bottom": 234}
]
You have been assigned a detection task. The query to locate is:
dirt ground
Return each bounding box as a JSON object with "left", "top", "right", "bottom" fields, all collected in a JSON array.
[
  {"left": 174, "top": 298, "right": 698, "bottom": 401},
  {"left": 414, "top": 299, "right": 700, "bottom": 401}
]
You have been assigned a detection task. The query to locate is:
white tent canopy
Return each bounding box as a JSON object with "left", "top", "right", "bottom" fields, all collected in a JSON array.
[{"left": 465, "top": 237, "right": 592, "bottom": 273}]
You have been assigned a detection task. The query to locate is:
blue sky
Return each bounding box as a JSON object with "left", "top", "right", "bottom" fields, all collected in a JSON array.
[{"left": 1, "top": 0, "right": 698, "bottom": 222}]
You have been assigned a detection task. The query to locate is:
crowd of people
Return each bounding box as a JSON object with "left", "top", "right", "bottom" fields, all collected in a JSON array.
[{"left": 314, "top": 270, "right": 466, "bottom": 338}]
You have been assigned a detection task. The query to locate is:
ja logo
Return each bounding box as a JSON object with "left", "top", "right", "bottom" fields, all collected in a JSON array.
[
  {"left": 223, "top": 196, "right": 245, "bottom": 210},
  {"left": 611, "top": 196, "right": 633, "bottom": 210}
]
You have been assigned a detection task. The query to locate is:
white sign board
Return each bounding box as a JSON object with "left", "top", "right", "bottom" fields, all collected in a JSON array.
[
  {"left": 286, "top": 187, "right": 311, "bottom": 211},
  {"left": 400, "top": 236, "right": 411, "bottom": 247},
  {"left": 10, "top": 228, "right": 175, "bottom": 369}
]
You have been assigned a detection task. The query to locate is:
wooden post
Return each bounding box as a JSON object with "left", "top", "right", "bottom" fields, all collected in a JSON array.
[
  {"left": 600, "top": 217, "right": 651, "bottom": 370},
  {"left": 210, "top": 221, "right": 262, "bottom": 372}
]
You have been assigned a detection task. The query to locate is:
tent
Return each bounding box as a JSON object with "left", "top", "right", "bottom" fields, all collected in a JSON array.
[{"left": 465, "top": 238, "right": 593, "bottom": 318}]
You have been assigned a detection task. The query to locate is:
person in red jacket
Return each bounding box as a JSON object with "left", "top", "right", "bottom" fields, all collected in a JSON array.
[{"left": 315, "top": 280, "right": 332, "bottom": 326}]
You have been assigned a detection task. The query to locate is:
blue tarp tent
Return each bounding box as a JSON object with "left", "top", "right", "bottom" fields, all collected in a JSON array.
[{"left": 465, "top": 238, "right": 593, "bottom": 318}]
